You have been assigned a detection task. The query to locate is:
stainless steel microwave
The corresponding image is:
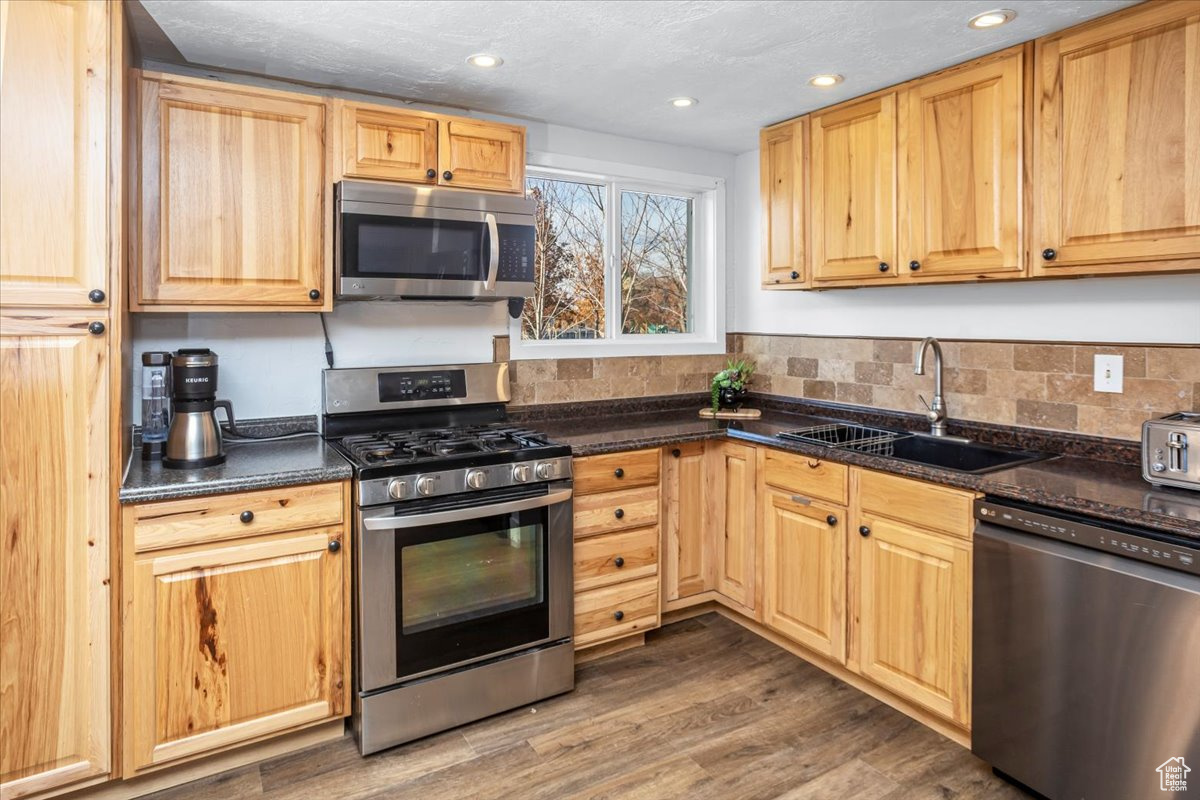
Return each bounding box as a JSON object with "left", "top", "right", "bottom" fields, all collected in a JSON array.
[{"left": 335, "top": 181, "right": 536, "bottom": 301}]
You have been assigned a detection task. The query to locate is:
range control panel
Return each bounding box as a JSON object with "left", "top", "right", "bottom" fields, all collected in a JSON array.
[
  {"left": 377, "top": 369, "right": 467, "bottom": 403},
  {"left": 975, "top": 499, "right": 1200, "bottom": 577}
]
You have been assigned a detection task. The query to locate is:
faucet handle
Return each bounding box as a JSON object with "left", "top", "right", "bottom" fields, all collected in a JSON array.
[{"left": 918, "top": 394, "right": 930, "bottom": 411}]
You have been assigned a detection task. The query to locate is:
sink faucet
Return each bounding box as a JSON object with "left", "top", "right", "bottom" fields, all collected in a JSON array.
[{"left": 914, "top": 337, "right": 948, "bottom": 436}]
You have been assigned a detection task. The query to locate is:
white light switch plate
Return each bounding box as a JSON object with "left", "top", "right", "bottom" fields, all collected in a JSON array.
[{"left": 1094, "top": 354, "right": 1123, "bottom": 393}]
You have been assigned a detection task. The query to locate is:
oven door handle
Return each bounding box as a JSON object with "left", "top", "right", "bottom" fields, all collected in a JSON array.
[
  {"left": 484, "top": 212, "right": 500, "bottom": 291},
  {"left": 362, "top": 488, "right": 572, "bottom": 530}
]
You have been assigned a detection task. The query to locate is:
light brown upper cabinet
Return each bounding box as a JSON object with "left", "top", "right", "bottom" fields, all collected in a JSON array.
[
  {"left": 438, "top": 118, "right": 525, "bottom": 193},
  {"left": 136, "top": 73, "right": 331, "bottom": 311},
  {"left": 898, "top": 47, "right": 1025, "bottom": 280},
  {"left": 760, "top": 118, "right": 807, "bottom": 287},
  {"left": 810, "top": 93, "right": 898, "bottom": 284},
  {"left": 0, "top": 0, "right": 111, "bottom": 308},
  {"left": 339, "top": 102, "right": 438, "bottom": 183},
  {"left": 1032, "top": 1, "right": 1200, "bottom": 275}
]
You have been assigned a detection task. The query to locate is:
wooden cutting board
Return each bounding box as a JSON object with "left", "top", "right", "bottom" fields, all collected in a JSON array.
[{"left": 698, "top": 408, "right": 762, "bottom": 419}]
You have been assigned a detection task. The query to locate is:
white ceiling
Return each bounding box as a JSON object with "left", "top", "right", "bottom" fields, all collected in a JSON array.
[{"left": 140, "top": 0, "right": 1136, "bottom": 154}]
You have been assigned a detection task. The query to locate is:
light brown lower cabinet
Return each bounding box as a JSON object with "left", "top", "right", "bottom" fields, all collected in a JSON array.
[
  {"left": 853, "top": 513, "right": 972, "bottom": 727},
  {"left": 762, "top": 488, "right": 847, "bottom": 664},
  {"left": 712, "top": 441, "right": 759, "bottom": 615},
  {"left": 122, "top": 485, "right": 351, "bottom": 775},
  {"left": 661, "top": 442, "right": 713, "bottom": 606}
]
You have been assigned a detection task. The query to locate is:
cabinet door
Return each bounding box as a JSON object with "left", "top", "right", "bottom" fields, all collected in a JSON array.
[
  {"left": 1, "top": 314, "right": 110, "bottom": 797},
  {"left": 0, "top": 0, "right": 110, "bottom": 308},
  {"left": 810, "top": 93, "right": 898, "bottom": 282},
  {"left": 760, "top": 119, "right": 807, "bottom": 287},
  {"left": 1033, "top": 2, "right": 1200, "bottom": 273},
  {"left": 339, "top": 102, "right": 437, "bottom": 183},
  {"left": 899, "top": 49, "right": 1024, "bottom": 279},
  {"left": 856, "top": 515, "right": 970, "bottom": 726},
  {"left": 138, "top": 75, "right": 328, "bottom": 309},
  {"left": 126, "top": 528, "right": 347, "bottom": 773},
  {"left": 661, "top": 442, "right": 712, "bottom": 606},
  {"left": 438, "top": 119, "right": 525, "bottom": 193},
  {"left": 712, "top": 441, "right": 758, "bottom": 613},
  {"left": 762, "top": 489, "right": 846, "bottom": 664}
]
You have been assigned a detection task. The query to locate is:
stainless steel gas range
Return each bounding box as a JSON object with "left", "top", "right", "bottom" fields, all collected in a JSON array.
[{"left": 322, "top": 362, "right": 575, "bottom": 755}]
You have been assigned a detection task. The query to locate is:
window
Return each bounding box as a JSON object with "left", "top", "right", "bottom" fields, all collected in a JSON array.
[{"left": 512, "top": 157, "right": 724, "bottom": 358}]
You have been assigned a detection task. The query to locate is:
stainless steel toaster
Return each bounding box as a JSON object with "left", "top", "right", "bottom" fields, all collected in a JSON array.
[{"left": 1143, "top": 412, "right": 1199, "bottom": 491}]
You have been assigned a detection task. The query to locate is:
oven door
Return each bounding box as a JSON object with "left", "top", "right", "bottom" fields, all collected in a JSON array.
[
  {"left": 337, "top": 201, "right": 535, "bottom": 300},
  {"left": 357, "top": 484, "right": 572, "bottom": 692}
]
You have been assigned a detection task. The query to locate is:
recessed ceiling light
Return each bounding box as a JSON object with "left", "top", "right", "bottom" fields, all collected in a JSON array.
[
  {"left": 669, "top": 96, "right": 698, "bottom": 108},
  {"left": 466, "top": 53, "right": 503, "bottom": 68},
  {"left": 808, "top": 74, "right": 843, "bottom": 88},
  {"left": 967, "top": 9, "right": 1016, "bottom": 29}
]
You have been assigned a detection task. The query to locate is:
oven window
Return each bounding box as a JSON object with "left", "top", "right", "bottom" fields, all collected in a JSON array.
[
  {"left": 400, "top": 523, "right": 543, "bottom": 634},
  {"left": 343, "top": 213, "right": 487, "bottom": 281}
]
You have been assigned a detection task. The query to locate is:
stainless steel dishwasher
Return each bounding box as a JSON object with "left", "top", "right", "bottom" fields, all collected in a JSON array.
[{"left": 973, "top": 497, "right": 1200, "bottom": 800}]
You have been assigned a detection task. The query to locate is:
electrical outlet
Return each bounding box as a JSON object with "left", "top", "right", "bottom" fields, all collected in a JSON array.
[{"left": 1094, "top": 354, "right": 1123, "bottom": 393}]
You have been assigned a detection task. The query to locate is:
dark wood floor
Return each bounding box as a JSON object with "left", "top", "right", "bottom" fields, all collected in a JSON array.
[{"left": 147, "top": 614, "right": 1029, "bottom": 800}]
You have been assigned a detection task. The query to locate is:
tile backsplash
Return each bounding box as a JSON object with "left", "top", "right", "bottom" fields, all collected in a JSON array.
[{"left": 496, "top": 335, "right": 1198, "bottom": 441}]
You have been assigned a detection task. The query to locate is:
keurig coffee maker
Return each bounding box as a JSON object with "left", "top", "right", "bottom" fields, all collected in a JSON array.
[{"left": 164, "top": 349, "right": 234, "bottom": 469}]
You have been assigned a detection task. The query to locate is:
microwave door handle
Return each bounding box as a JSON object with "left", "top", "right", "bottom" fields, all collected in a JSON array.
[
  {"left": 362, "top": 487, "right": 572, "bottom": 530},
  {"left": 484, "top": 212, "right": 500, "bottom": 291}
]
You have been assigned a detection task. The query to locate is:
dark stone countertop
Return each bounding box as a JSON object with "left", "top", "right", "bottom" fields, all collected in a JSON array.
[
  {"left": 517, "top": 396, "right": 1200, "bottom": 540},
  {"left": 120, "top": 434, "right": 353, "bottom": 504}
]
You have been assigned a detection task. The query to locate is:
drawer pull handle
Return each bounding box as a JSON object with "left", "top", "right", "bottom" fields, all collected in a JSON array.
[
  {"left": 790, "top": 495, "right": 812, "bottom": 506},
  {"left": 859, "top": 525, "right": 871, "bottom": 537},
  {"left": 826, "top": 514, "right": 838, "bottom": 526},
  {"left": 328, "top": 539, "right": 341, "bottom": 553},
  {"left": 614, "top": 508, "right": 625, "bottom": 519},
  {"left": 671, "top": 448, "right": 681, "bottom": 458},
  {"left": 239, "top": 510, "right": 254, "bottom": 524},
  {"left": 807, "top": 460, "right": 821, "bottom": 469},
  {"left": 614, "top": 468, "right": 625, "bottom": 478},
  {"left": 614, "top": 556, "right": 625, "bottom": 568},
  {"left": 613, "top": 610, "right": 624, "bottom": 621}
]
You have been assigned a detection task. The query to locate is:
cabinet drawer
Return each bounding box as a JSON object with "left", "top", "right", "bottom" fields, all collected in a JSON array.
[
  {"left": 764, "top": 449, "right": 848, "bottom": 505},
  {"left": 574, "top": 526, "right": 659, "bottom": 592},
  {"left": 574, "top": 576, "right": 660, "bottom": 649},
  {"left": 130, "top": 482, "right": 345, "bottom": 552},
  {"left": 573, "top": 486, "right": 659, "bottom": 538},
  {"left": 857, "top": 469, "right": 975, "bottom": 539},
  {"left": 574, "top": 449, "right": 660, "bottom": 495}
]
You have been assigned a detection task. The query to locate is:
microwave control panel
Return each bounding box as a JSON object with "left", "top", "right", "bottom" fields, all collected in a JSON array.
[
  {"left": 378, "top": 370, "right": 467, "bottom": 403},
  {"left": 496, "top": 225, "right": 535, "bottom": 283}
]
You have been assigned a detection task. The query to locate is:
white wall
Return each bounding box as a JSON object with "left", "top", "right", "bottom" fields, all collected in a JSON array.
[
  {"left": 730, "top": 150, "right": 1200, "bottom": 344},
  {"left": 131, "top": 99, "right": 737, "bottom": 422}
]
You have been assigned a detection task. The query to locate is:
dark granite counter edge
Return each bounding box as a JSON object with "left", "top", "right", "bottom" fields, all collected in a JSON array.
[{"left": 118, "top": 463, "right": 353, "bottom": 504}]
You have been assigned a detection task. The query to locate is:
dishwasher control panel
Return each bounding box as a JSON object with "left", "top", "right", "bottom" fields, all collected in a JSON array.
[{"left": 975, "top": 499, "right": 1200, "bottom": 577}]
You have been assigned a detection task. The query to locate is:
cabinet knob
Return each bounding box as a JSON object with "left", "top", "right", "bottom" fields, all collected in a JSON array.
[
  {"left": 240, "top": 510, "right": 254, "bottom": 524},
  {"left": 614, "top": 556, "right": 625, "bottom": 568},
  {"left": 442, "top": 170, "right": 453, "bottom": 181},
  {"left": 878, "top": 262, "right": 890, "bottom": 272},
  {"left": 790, "top": 270, "right": 799, "bottom": 280},
  {"left": 614, "top": 468, "right": 624, "bottom": 478},
  {"left": 328, "top": 539, "right": 341, "bottom": 553},
  {"left": 88, "top": 321, "right": 105, "bottom": 335},
  {"left": 671, "top": 448, "right": 681, "bottom": 458},
  {"left": 1042, "top": 248, "right": 1057, "bottom": 261},
  {"left": 908, "top": 260, "right": 921, "bottom": 271},
  {"left": 826, "top": 514, "right": 838, "bottom": 526},
  {"left": 425, "top": 168, "right": 436, "bottom": 179},
  {"left": 308, "top": 289, "right": 321, "bottom": 300},
  {"left": 859, "top": 525, "right": 871, "bottom": 537},
  {"left": 613, "top": 610, "right": 624, "bottom": 621},
  {"left": 88, "top": 289, "right": 106, "bottom": 303},
  {"left": 614, "top": 508, "right": 625, "bottom": 519}
]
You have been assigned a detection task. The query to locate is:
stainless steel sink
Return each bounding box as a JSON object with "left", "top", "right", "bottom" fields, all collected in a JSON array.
[{"left": 778, "top": 423, "right": 1047, "bottom": 474}]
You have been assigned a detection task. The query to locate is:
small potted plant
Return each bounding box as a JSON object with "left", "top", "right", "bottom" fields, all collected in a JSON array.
[{"left": 711, "top": 359, "right": 755, "bottom": 413}]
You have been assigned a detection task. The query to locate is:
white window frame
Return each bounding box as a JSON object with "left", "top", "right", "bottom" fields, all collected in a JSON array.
[{"left": 510, "top": 151, "right": 726, "bottom": 360}]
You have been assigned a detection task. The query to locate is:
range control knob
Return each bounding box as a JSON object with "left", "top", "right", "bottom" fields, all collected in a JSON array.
[
  {"left": 512, "top": 463, "right": 532, "bottom": 483},
  {"left": 466, "top": 469, "right": 488, "bottom": 490},
  {"left": 535, "top": 462, "right": 555, "bottom": 480},
  {"left": 415, "top": 476, "right": 436, "bottom": 496},
  {"left": 388, "top": 479, "right": 409, "bottom": 500},
  {"left": 1152, "top": 462, "right": 1167, "bottom": 473}
]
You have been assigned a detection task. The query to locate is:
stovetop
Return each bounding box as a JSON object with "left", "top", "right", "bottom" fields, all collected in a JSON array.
[{"left": 329, "top": 422, "right": 571, "bottom": 479}]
